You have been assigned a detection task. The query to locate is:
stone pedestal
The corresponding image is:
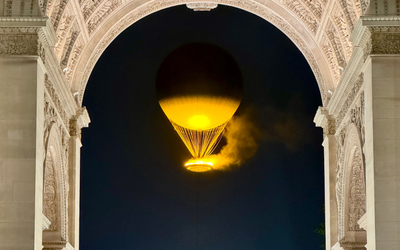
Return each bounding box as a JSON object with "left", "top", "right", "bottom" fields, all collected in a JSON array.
[
  {"left": 364, "top": 55, "right": 400, "bottom": 250},
  {"left": 0, "top": 57, "right": 45, "bottom": 250}
]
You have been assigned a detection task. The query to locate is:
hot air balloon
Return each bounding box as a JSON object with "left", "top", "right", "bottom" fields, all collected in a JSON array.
[{"left": 156, "top": 43, "right": 243, "bottom": 172}]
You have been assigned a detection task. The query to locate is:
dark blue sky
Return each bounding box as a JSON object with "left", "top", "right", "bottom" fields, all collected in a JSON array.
[{"left": 81, "top": 5, "right": 325, "bottom": 250}]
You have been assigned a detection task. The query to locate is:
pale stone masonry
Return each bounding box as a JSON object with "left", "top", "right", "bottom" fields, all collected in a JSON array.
[{"left": 0, "top": 0, "right": 399, "bottom": 249}]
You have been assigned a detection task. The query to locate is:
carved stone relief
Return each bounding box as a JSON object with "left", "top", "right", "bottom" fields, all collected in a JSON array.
[
  {"left": 87, "top": 0, "right": 122, "bottom": 34},
  {"left": 0, "top": 28, "right": 39, "bottom": 55},
  {"left": 331, "top": 3, "right": 353, "bottom": 61},
  {"left": 77, "top": 0, "right": 327, "bottom": 106},
  {"left": 82, "top": 0, "right": 106, "bottom": 21},
  {"left": 348, "top": 148, "right": 366, "bottom": 231},
  {"left": 281, "top": 0, "right": 319, "bottom": 34},
  {"left": 337, "top": 0, "right": 357, "bottom": 31},
  {"left": 54, "top": 14, "right": 75, "bottom": 59},
  {"left": 43, "top": 149, "right": 58, "bottom": 232},
  {"left": 65, "top": 39, "right": 84, "bottom": 83},
  {"left": 61, "top": 30, "right": 80, "bottom": 69},
  {"left": 51, "top": 0, "right": 69, "bottom": 30},
  {"left": 371, "top": 31, "right": 400, "bottom": 54},
  {"left": 44, "top": 74, "right": 69, "bottom": 127},
  {"left": 334, "top": 76, "right": 366, "bottom": 244},
  {"left": 336, "top": 73, "right": 364, "bottom": 129},
  {"left": 43, "top": 113, "right": 70, "bottom": 240},
  {"left": 326, "top": 20, "right": 347, "bottom": 70},
  {"left": 336, "top": 123, "right": 366, "bottom": 242},
  {"left": 303, "top": 0, "right": 324, "bottom": 21},
  {"left": 321, "top": 35, "right": 341, "bottom": 86}
]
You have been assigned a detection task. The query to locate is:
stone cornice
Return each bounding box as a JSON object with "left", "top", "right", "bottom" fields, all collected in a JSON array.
[
  {"left": 362, "top": 15, "right": 400, "bottom": 26},
  {"left": 0, "top": 17, "right": 49, "bottom": 22}
]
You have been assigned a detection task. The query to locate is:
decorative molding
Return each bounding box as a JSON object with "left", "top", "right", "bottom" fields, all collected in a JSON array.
[
  {"left": 54, "top": 15, "right": 75, "bottom": 58},
  {"left": 43, "top": 149, "right": 58, "bottom": 232},
  {"left": 82, "top": 0, "right": 106, "bottom": 21},
  {"left": 348, "top": 148, "right": 366, "bottom": 231},
  {"left": 42, "top": 214, "right": 52, "bottom": 230},
  {"left": 52, "top": 0, "right": 69, "bottom": 30},
  {"left": 281, "top": 0, "right": 318, "bottom": 34},
  {"left": 61, "top": 31, "right": 79, "bottom": 68},
  {"left": 326, "top": 20, "right": 347, "bottom": 69},
  {"left": 336, "top": 73, "right": 363, "bottom": 128},
  {"left": 321, "top": 34, "right": 341, "bottom": 85},
  {"left": 43, "top": 241, "right": 74, "bottom": 250},
  {"left": 371, "top": 32, "right": 400, "bottom": 54},
  {"left": 45, "top": 74, "right": 70, "bottom": 127},
  {"left": 87, "top": 0, "right": 122, "bottom": 35},
  {"left": 331, "top": 2, "right": 353, "bottom": 61},
  {"left": 357, "top": 213, "right": 367, "bottom": 231},
  {"left": 186, "top": 3, "right": 218, "bottom": 11},
  {"left": 65, "top": 42, "right": 83, "bottom": 82},
  {"left": 0, "top": 31, "right": 39, "bottom": 55},
  {"left": 336, "top": 123, "right": 366, "bottom": 242}
]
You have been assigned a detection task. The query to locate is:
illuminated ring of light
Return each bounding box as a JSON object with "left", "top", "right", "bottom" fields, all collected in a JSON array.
[{"left": 185, "top": 159, "right": 213, "bottom": 172}]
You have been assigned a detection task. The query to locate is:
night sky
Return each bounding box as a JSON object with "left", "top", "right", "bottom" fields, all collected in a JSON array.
[{"left": 81, "top": 5, "right": 325, "bottom": 250}]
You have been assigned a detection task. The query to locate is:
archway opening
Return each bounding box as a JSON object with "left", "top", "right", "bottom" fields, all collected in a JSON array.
[{"left": 81, "top": 5, "right": 324, "bottom": 249}]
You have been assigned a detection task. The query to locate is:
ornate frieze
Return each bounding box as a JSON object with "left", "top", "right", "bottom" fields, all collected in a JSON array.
[
  {"left": 335, "top": 123, "right": 366, "bottom": 242},
  {"left": 61, "top": 31, "right": 80, "bottom": 68},
  {"left": 336, "top": 73, "right": 363, "bottom": 129},
  {"left": 331, "top": 3, "right": 353, "bottom": 61},
  {"left": 54, "top": 15, "right": 75, "bottom": 58},
  {"left": 65, "top": 40, "right": 83, "bottom": 82},
  {"left": 281, "top": 0, "right": 319, "bottom": 34},
  {"left": 326, "top": 20, "right": 347, "bottom": 69},
  {"left": 87, "top": 0, "right": 122, "bottom": 34},
  {"left": 337, "top": 0, "right": 357, "bottom": 31},
  {"left": 45, "top": 74, "right": 69, "bottom": 127},
  {"left": 82, "top": 0, "right": 107, "bottom": 21},
  {"left": 43, "top": 150, "right": 58, "bottom": 232},
  {"left": 371, "top": 32, "right": 400, "bottom": 54},
  {"left": 321, "top": 35, "right": 341, "bottom": 86},
  {"left": 303, "top": 0, "right": 323, "bottom": 21},
  {"left": 5, "top": 0, "right": 13, "bottom": 16},
  {"left": 51, "top": 0, "right": 69, "bottom": 30},
  {"left": 348, "top": 148, "right": 366, "bottom": 231},
  {"left": 0, "top": 27, "right": 40, "bottom": 55},
  {"left": 43, "top": 107, "right": 70, "bottom": 240}
]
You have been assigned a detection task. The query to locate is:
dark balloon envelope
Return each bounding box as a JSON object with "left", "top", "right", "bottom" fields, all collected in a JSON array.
[{"left": 156, "top": 43, "right": 243, "bottom": 101}]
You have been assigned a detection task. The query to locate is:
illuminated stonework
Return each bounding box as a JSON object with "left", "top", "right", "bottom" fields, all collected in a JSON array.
[
  {"left": 1, "top": 1, "right": 400, "bottom": 250},
  {"left": 186, "top": 3, "right": 218, "bottom": 11}
]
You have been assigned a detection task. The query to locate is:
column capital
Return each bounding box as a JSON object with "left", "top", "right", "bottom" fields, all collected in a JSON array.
[
  {"left": 351, "top": 16, "right": 400, "bottom": 58},
  {"left": 69, "top": 107, "right": 90, "bottom": 138},
  {"left": 314, "top": 106, "right": 336, "bottom": 138}
]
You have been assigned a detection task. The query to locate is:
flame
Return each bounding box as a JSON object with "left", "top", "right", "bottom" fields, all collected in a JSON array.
[{"left": 185, "top": 158, "right": 213, "bottom": 172}]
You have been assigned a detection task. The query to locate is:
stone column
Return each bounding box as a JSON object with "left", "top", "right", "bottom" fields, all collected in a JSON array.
[
  {"left": 68, "top": 108, "right": 90, "bottom": 249},
  {"left": 364, "top": 55, "right": 400, "bottom": 250},
  {"left": 354, "top": 20, "right": 400, "bottom": 250},
  {"left": 315, "top": 107, "right": 339, "bottom": 250},
  {"left": 0, "top": 17, "right": 85, "bottom": 250},
  {"left": 0, "top": 19, "right": 52, "bottom": 250}
]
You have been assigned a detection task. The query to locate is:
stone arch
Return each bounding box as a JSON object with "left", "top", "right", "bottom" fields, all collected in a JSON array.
[
  {"left": 43, "top": 123, "right": 69, "bottom": 243},
  {"left": 68, "top": 0, "right": 346, "bottom": 106},
  {"left": 336, "top": 123, "right": 366, "bottom": 248}
]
